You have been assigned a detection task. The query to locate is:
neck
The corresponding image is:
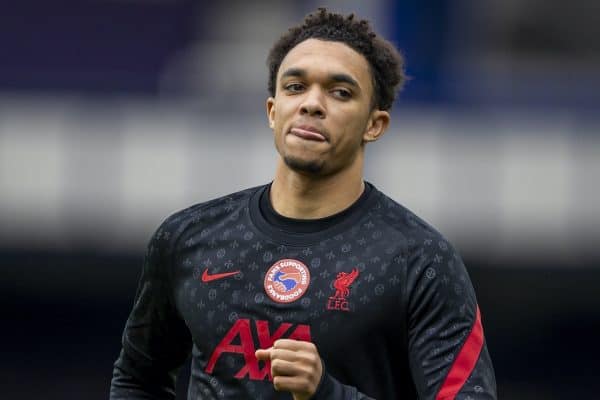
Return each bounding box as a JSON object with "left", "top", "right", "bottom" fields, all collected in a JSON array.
[{"left": 270, "top": 156, "right": 365, "bottom": 219}]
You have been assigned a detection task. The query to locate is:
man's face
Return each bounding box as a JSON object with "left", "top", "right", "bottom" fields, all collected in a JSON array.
[{"left": 267, "top": 38, "right": 388, "bottom": 176}]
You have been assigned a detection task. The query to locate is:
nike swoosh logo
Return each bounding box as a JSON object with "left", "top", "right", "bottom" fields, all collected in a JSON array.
[{"left": 201, "top": 268, "right": 241, "bottom": 283}]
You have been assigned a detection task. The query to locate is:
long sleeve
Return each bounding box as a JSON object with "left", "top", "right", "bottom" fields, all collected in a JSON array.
[
  {"left": 406, "top": 243, "right": 497, "bottom": 400},
  {"left": 312, "top": 366, "right": 375, "bottom": 400},
  {"left": 110, "top": 222, "right": 193, "bottom": 399}
]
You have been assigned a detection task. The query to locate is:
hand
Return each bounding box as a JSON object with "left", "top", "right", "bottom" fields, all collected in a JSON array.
[{"left": 255, "top": 339, "right": 323, "bottom": 400}]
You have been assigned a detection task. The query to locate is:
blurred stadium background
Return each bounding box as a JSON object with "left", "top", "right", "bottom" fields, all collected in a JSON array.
[{"left": 1, "top": 1, "right": 598, "bottom": 398}]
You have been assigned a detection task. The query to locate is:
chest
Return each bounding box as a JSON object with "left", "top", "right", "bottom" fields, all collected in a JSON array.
[{"left": 173, "top": 230, "right": 405, "bottom": 352}]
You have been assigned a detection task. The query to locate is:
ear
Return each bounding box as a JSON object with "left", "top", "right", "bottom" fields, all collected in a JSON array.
[
  {"left": 266, "top": 97, "right": 275, "bottom": 129},
  {"left": 362, "top": 110, "right": 390, "bottom": 143}
]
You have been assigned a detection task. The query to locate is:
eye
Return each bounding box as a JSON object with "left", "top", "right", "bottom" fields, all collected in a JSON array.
[
  {"left": 284, "top": 83, "right": 305, "bottom": 93},
  {"left": 331, "top": 88, "right": 352, "bottom": 99}
]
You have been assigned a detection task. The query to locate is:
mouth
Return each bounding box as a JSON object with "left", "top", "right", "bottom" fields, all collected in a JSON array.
[{"left": 289, "top": 124, "right": 327, "bottom": 142}]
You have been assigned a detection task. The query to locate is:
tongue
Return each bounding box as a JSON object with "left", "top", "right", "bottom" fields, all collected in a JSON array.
[{"left": 291, "top": 128, "right": 326, "bottom": 141}]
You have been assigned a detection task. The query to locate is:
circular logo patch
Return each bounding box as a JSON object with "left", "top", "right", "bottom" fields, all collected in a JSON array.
[{"left": 264, "top": 259, "right": 310, "bottom": 304}]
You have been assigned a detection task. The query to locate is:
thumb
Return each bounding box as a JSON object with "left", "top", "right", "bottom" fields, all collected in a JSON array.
[{"left": 255, "top": 348, "right": 272, "bottom": 361}]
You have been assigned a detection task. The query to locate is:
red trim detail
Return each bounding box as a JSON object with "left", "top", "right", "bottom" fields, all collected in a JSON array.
[{"left": 435, "top": 306, "right": 484, "bottom": 400}]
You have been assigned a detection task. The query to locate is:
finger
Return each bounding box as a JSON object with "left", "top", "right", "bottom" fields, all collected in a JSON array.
[
  {"left": 271, "top": 346, "right": 321, "bottom": 372},
  {"left": 255, "top": 348, "right": 272, "bottom": 361},
  {"left": 270, "top": 357, "right": 298, "bottom": 377},
  {"left": 269, "top": 348, "right": 301, "bottom": 363},
  {"left": 273, "top": 339, "right": 316, "bottom": 351}
]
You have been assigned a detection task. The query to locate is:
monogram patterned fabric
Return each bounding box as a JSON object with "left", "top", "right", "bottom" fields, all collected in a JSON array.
[{"left": 111, "top": 183, "right": 496, "bottom": 400}]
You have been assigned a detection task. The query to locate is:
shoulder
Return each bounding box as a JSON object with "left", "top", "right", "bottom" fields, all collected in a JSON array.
[
  {"left": 369, "top": 187, "right": 467, "bottom": 291},
  {"left": 373, "top": 190, "right": 476, "bottom": 313},
  {"left": 149, "top": 185, "right": 265, "bottom": 253},
  {"left": 371, "top": 190, "right": 478, "bottom": 322},
  {"left": 371, "top": 187, "right": 453, "bottom": 256}
]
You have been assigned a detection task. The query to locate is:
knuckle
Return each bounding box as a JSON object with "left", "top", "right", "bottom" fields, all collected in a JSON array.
[
  {"left": 307, "top": 369, "right": 318, "bottom": 383},
  {"left": 300, "top": 380, "right": 312, "bottom": 393},
  {"left": 300, "top": 351, "right": 318, "bottom": 367},
  {"left": 301, "top": 366, "right": 313, "bottom": 380},
  {"left": 272, "top": 349, "right": 285, "bottom": 360},
  {"left": 271, "top": 359, "right": 282, "bottom": 371}
]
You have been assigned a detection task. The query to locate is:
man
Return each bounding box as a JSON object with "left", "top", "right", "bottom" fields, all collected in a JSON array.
[{"left": 111, "top": 8, "right": 497, "bottom": 400}]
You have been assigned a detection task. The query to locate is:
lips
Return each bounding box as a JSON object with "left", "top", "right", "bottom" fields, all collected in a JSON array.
[{"left": 289, "top": 125, "right": 327, "bottom": 142}]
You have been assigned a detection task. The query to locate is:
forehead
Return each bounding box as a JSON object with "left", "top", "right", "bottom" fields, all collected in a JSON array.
[{"left": 278, "top": 38, "right": 372, "bottom": 88}]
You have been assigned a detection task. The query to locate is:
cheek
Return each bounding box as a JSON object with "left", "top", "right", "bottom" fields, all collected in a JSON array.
[
  {"left": 272, "top": 101, "right": 293, "bottom": 131},
  {"left": 335, "top": 115, "right": 368, "bottom": 148},
  {"left": 273, "top": 118, "right": 286, "bottom": 142},
  {"left": 273, "top": 115, "right": 289, "bottom": 150}
]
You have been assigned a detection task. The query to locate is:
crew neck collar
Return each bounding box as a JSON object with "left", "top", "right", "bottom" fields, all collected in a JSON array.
[{"left": 248, "top": 181, "right": 378, "bottom": 247}]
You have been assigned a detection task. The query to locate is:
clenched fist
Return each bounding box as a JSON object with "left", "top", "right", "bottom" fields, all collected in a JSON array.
[{"left": 255, "top": 339, "right": 323, "bottom": 400}]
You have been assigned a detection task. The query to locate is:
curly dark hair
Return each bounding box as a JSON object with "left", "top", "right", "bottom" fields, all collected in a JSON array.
[{"left": 267, "top": 8, "right": 405, "bottom": 111}]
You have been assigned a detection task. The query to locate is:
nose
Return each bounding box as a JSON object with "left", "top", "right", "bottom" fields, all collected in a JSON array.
[{"left": 299, "top": 86, "right": 326, "bottom": 118}]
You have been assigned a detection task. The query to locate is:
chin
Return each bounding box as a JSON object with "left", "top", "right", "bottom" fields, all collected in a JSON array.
[{"left": 283, "top": 155, "right": 324, "bottom": 174}]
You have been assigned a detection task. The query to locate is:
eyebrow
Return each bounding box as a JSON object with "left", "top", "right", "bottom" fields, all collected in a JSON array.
[{"left": 280, "top": 68, "right": 360, "bottom": 89}]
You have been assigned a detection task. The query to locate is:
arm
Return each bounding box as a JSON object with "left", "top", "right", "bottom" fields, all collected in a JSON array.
[
  {"left": 110, "top": 223, "right": 192, "bottom": 399},
  {"left": 406, "top": 244, "right": 497, "bottom": 400},
  {"left": 311, "top": 367, "right": 376, "bottom": 400}
]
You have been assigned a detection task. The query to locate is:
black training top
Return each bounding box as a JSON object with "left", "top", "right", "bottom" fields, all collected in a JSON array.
[{"left": 110, "top": 183, "right": 497, "bottom": 400}]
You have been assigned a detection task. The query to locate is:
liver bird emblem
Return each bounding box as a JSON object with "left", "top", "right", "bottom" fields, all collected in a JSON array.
[{"left": 333, "top": 268, "right": 359, "bottom": 299}]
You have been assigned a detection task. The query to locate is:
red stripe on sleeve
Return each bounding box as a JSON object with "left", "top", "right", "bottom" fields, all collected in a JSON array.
[{"left": 435, "top": 306, "right": 484, "bottom": 400}]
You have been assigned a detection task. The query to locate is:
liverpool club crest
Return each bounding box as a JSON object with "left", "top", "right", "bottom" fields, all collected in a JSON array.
[{"left": 326, "top": 268, "right": 359, "bottom": 311}]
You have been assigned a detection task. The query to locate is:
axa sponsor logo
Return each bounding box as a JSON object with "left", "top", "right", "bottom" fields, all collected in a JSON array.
[{"left": 205, "top": 319, "right": 311, "bottom": 381}]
